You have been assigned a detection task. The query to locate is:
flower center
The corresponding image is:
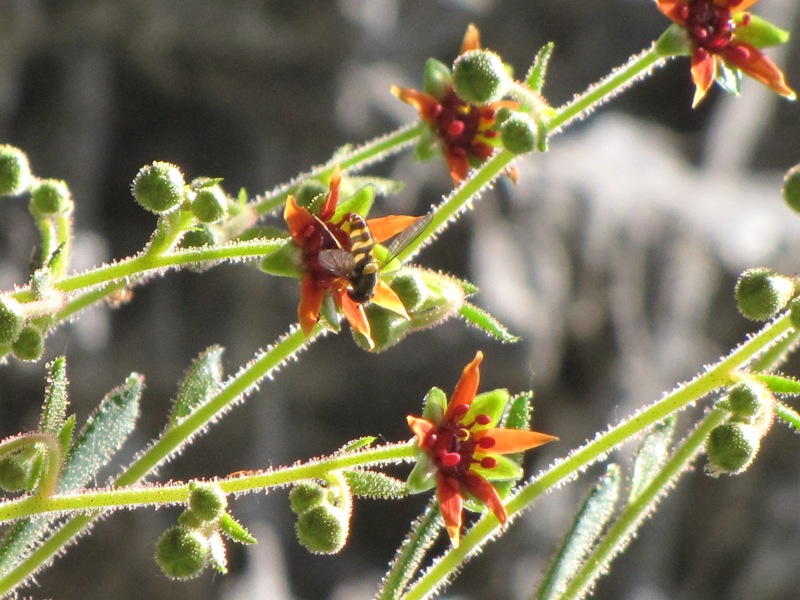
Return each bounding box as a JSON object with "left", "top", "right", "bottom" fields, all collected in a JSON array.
[
  {"left": 681, "top": 0, "right": 736, "bottom": 52},
  {"left": 434, "top": 90, "right": 498, "bottom": 159},
  {"left": 302, "top": 217, "right": 350, "bottom": 285},
  {"left": 431, "top": 408, "right": 495, "bottom": 478}
]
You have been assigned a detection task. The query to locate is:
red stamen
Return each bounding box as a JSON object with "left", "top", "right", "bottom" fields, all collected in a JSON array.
[
  {"left": 475, "top": 414, "right": 492, "bottom": 426},
  {"left": 442, "top": 452, "right": 462, "bottom": 467},
  {"left": 447, "top": 120, "right": 465, "bottom": 136},
  {"left": 480, "top": 457, "right": 497, "bottom": 469},
  {"left": 477, "top": 436, "right": 496, "bottom": 450}
]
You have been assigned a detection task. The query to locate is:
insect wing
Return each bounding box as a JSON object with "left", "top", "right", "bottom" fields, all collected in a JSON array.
[
  {"left": 319, "top": 248, "right": 357, "bottom": 278},
  {"left": 379, "top": 213, "right": 433, "bottom": 271}
]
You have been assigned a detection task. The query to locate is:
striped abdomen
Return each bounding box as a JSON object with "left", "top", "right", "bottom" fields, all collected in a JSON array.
[{"left": 346, "top": 214, "right": 378, "bottom": 302}]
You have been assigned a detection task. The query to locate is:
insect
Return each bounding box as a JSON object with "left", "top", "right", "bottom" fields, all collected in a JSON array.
[{"left": 318, "top": 212, "right": 431, "bottom": 303}]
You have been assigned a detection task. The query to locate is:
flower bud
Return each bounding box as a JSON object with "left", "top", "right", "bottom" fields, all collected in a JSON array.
[
  {"left": 133, "top": 162, "right": 186, "bottom": 214},
  {"left": 12, "top": 325, "right": 44, "bottom": 362},
  {"left": 423, "top": 58, "right": 453, "bottom": 99},
  {"left": 500, "top": 113, "right": 538, "bottom": 155},
  {"left": 727, "top": 381, "right": 768, "bottom": 420},
  {"left": 29, "top": 180, "right": 73, "bottom": 219},
  {"left": 734, "top": 268, "right": 794, "bottom": 321},
  {"left": 453, "top": 49, "right": 510, "bottom": 105},
  {"left": 784, "top": 163, "right": 800, "bottom": 215},
  {"left": 155, "top": 525, "right": 210, "bottom": 580},
  {"left": 705, "top": 422, "right": 760, "bottom": 476},
  {"left": 294, "top": 504, "right": 349, "bottom": 554},
  {"left": 0, "top": 297, "right": 25, "bottom": 346},
  {"left": 188, "top": 483, "right": 227, "bottom": 523},
  {"left": 191, "top": 187, "right": 227, "bottom": 223},
  {"left": 0, "top": 145, "right": 32, "bottom": 196},
  {"left": 179, "top": 225, "right": 218, "bottom": 249},
  {"left": 289, "top": 482, "right": 327, "bottom": 515}
]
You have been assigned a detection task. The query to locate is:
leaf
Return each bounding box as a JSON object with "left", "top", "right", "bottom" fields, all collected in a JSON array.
[
  {"left": 751, "top": 373, "right": 800, "bottom": 395},
  {"left": 39, "top": 356, "right": 68, "bottom": 436},
  {"left": 536, "top": 464, "right": 621, "bottom": 600},
  {"left": 332, "top": 185, "right": 375, "bottom": 222},
  {"left": 525, "top": 42, "right": 555, "bottom": 92},
  {"left": 458, "top": 302, "right": 520, "bottom": 343},
  {"left": 169, "top": 346, "right": 225, "bottom": 427},
  {"left": 219, "top": 513, "right": 257, "bottom": 545},
  {"left": 629, "top": 418, "right": 675, "bottom": 503},
  {"left": 503, "top": 392, "right": 534, "bottom": 430},
  {"left": 337, "top": 437, "right": 377, "bottom": 453},
  {"left": 343, "top": 470, "right": 408, "bottom": 499},
  {"left": 58, "top": 374, "right": 143, "bottom": 492},
  {"left": 344, "top": 176, "right": 405, "bottom": 198}
]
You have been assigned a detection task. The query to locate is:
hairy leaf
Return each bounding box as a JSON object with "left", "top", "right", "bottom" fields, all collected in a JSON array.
[
  {"left": 170, "top": 346, "right": 224, "bottom": 427},
  {"left": 629, "top": 418, "right": 675, "bottom": 503},
  {"left": 458, "top": 302, "right": 520, "bottom": 343}
]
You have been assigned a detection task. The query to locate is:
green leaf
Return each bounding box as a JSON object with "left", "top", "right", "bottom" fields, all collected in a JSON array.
[
  {"left": 343, "top": 470, "right": 408, "bottom": 499},
  {"left": 458, "top": 302, "right": 520, "bottom": 343},
  {"left": 751, "top": 373, "right": 800, "bottom": 395},
  {"left": 58, "top": 374, "right": 143, "bottom": 492},
  {"left": 169, "top": 346, "right": 225, "bottom": 427},
  {"left": 735, "top": 13, "right": 791, "bottom": 49},
  {"left": 58, "top": 414, "right": 76, "bottom": 455},
  {"left": 536, "top": 464, "right": 621, "bottom": 600},
  {"left": 219, "top": 513, "right": 257, "bottom": 545},
  {"left": 337, "top": 437, "right": 377, "bottom": 453},
  {"left": 525, "top": 42, "right": 555, "bottom": 92},
  {"left": 40, "top": 356, "right": 68, "bottom": 436},
  {"left": 629, "top": 418, "right": 675, "bottom": 503}
]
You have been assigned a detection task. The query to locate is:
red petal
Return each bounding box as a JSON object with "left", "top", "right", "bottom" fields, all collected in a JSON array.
[
  {"left": 460, "top": 24, "right": 481, "bottom": 53},
  {"left": 284, "top": 195, "right": 315, "bottom": 245},
  {"left": 463, "top": 472, "right": 507, "bottom": 525},
  {"left": 691, "top": 51, "right": 717, "bottom": 107},
  {"left": 445, "top": 351, "right": 483, "bottom": 422},
  {"left": 390, "top": 86, "right": 442, "bottom": 122},
  {"left": 407, "top": 415, "right": 436, "bottom": 448},
  {"left": 656, "top": 0, "right": 688, "bottom": 24},
  {"left": 371, "top": 280, "right": 409, "bottom": 317},
  {"left": 436, "top": 474, "right": 464, "bottom": 547},
  {"left": 444, "top": 148, "right": 470, "bottom": 184},
  {"left": 722, "top": 42, "right": 796, "bottom": 99},
  {"left": 319, "top": 165, "right": 341, "bottom": 221},
  {"left": 366, "top": 215, "right": 423, "bottom": 243},
  {"left": 298, "top": 274, "right": 324, "bottom": 335},
  {"left": 474, "top": 428, "right": 558, "bottom": 454},
  {"left": 336, "top": 287, "right": 373, "bottom": 348}
]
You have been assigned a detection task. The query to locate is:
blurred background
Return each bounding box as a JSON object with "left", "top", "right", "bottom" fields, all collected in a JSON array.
[{"left": 1, "top": 0, "right": 800, "bottom": 598}]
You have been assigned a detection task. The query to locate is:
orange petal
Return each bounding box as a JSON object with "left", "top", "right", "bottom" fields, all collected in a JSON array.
[
  {"left": 319, "top": 165, "right": 341, "bottom": 221},
  {"left": 656, "top": 0, "right": 688, "bottom": 24},
  {"left": 474, "top": 428, "right": 558, "bottom": 454},
  {"left": 284, "top": 195, "right": 315, "bottom": 245},
  {"left": 460, "top": 24, "right": 481, "bottom": 54},
  {"left": 445, "top": 351, "right": 483, "bottom": 421},
  {"left": 298, "top": 274, "right": 324, "bottom": 336},
  {"left": 371, "top": 280, "right": 409, "bottom": 317},
  {"left": 691, "top": 51, "right": 717, "bottom": 107},
  {"left": 366, "top": 215, "right": 422, "bottom": 243},
  {"left": 444, "top": 149, "right": 470, "bottom": 184},
  {"left": 390, "top": 85, "right": 442, "bottom": 122},
  {"left": 407, "top": 415, "right": 436, "bottom": 447},
  {"left": 728, "top": 0, "right": 759, "bottom": 13},
  {"left": 336, "top": 288, "right": 373, "bottom": 348},
  {"left": 436, "top": 474, "right": 464, "bottom": 547},
  {"left": 722, "top": 42, "right": 796, "bottom": 100},
  {"left": 463, "top": 472, "right": 507, "bottom": 525}
]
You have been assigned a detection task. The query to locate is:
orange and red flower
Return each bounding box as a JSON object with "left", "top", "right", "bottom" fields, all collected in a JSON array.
[
  {"left": 284, "top": 167, "right": 417, "bottom": 348},
  {"left": 406, "top": 351, "right": 557, "bottom": 547},
  {"left": 656, "top": 0, "right": 796, "bottom": 106},
  {"left": 392, "top": 25, "right": 517, "bottom": 184}
]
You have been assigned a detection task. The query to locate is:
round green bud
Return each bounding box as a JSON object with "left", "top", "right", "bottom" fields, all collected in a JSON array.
[
  {"left": 0, "top": 297, "right": 25, "bottom": 346},
  {"left": 727, "top": 381, "right": 769, "bottom": 420},
  {"left": 500, "top": 113, "right": 538, "bottom": 155},
  {"left": 734, "top": 268, "right": 795, "bottom": 321},
  {"left": 294, "top": 504, "right": 349, "bottom": 554},
  {"left": 705, "top": 422, "right": 760, "bottom": 476},
  {"left": 177, "top": 509, "right": 205, "bottom": 530},
  {"left": 188, "top": 483, "right": 227, "bottom": 523},
  {"left": 191, "top": 187, "right": 227, "bottom": 223},
  {"left": 289, "top": 482, "right": 327, "bottom": 515},
  {"left": 29, "top": 179, "right": 73, "bottom": 219},
  {"left": 784, "top": 163, "right": 800, "bottom": 214},
  {"left": 12, "top": 325, "right": 44, "bottom": 362},
  {"left": 423, "top": 57, "right": 453, "bottom": 99},
  {"left": 155, "top": 525, "right": 210, "bottom": 580},
  {"left": 452, "top": 49, "right": 510, "bottom": 105},
  {"left": 0, "top": 454, "right": 36, "bottom": 492},
  {"left": 179, "top": 226, "right": 217, "bottom": 249},
  {"left": 0, "top": 145, "right": 32, "bottom": 196},
  {"left": 132, "top": 162, "right": 186, "bottom": 214}
]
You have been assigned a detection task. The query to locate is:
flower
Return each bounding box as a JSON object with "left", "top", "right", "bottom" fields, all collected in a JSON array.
[
  {"left": 392, "top": 25, "right": 517, "bottom": 183},
  {"left": 406, "top": 351, "right": 557, "bottom": 547},
  {"left": 284, "top": 167, "right": 419, "bottom": 348},
  {"left": 656, "top": 0, "right": 796, "bottom": 106}
]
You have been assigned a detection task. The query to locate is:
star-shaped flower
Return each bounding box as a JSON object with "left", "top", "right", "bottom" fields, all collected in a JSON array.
[
  {"left": 656, "top": 0, "right": 795, "bottom": 106},
  {"left": 406, "top": 351, "right": 557, "bottom": 546}
]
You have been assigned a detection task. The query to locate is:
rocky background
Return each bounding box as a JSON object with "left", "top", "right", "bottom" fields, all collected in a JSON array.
[{"left": 1, "top": 1, "right": 800, "bottom": 599}]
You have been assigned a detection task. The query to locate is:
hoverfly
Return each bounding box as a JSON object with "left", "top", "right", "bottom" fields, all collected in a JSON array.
[{"left": 317, "top": 212, "right": 432, "bottom": 304}]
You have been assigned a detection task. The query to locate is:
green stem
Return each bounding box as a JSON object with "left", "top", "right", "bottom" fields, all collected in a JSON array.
[
  {"left": 402, "top": 314, "right": 793, "bottom": 599},
  {"left": 775, "top": 400, "right": 800, "bottom": 431}
]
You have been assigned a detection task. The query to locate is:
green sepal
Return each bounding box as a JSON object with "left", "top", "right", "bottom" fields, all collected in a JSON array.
[
  {"left": 471, "top": 453, "right": 523, "bottom": 482},
  {"left": 343, "top": 469, "right": 408, "bottom": 499},
  {"left": 355, "top": 305, "right": 410, "bottom": 352},
  {"left": 424, "top": 58, "right": 453, "bottom": 99},
  {"left": 258, "top": 238, "right": 303, "bottom": 278},
  {"left": 629, "top": 418, "right": 674, "bottom": 503},
  {"left": 716, "top": 61, "right": 742, "bottom": 97},
  {"left": 458, "top": 302, "right": 520, "bottom": 343},
  {"left": 466, "top": 388, "right": 510, "bottom": 428},
  {"left": 344, "top": 176, "right": 405, "bottom": 198},
  {"left": 219, "top": 513, "right": 257, "bottom": 545},
  {"left": 751, "top": 372, "right": 800, "bottom": 395},
  {"left": 332, "top": 184, "right": 375, "bottom": 222},
  {"left": 169, "top": 346, "right": 224, "bottom": 428},
  {"left": 406, "top": 452, "right": 437, "bottom": 494},
  {"left": 526, "top": 42, "right": 555, "bottom": 92},
  {"left": 208, "top": 532, "right": 228, "bottom": 574},
  {"left": 654, "top": 22, "right": 692, "bottom": 57},
  {"left": 318, "top": 293, "right": 342, "bottom": 333},
  {"left": 503, "top": 392, "right": 533, "bottom": 430},
  {"left": 734, "top": 13, "right": 791, "bottom": 49},
  {"left": 40, "top": 356, "right": 69, "bottom": 436},
  {"left": 421, "top": 386, "right": 447, "bottom": 424},
  {"left": 414, "top": 126, "right": 439, "bottom": 162}
]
